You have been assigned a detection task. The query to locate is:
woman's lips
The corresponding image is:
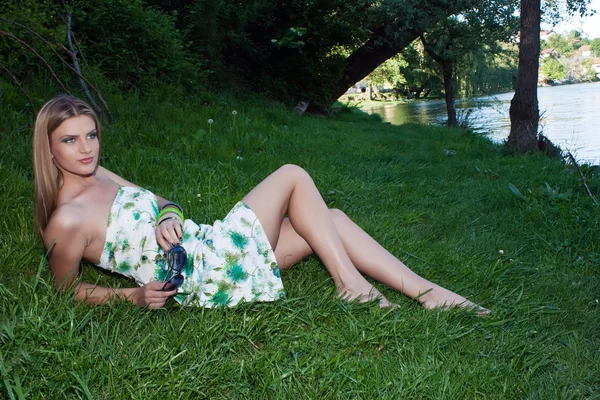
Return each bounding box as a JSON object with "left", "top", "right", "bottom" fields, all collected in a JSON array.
[{"left": 79, "top": 157, "right": 94, "bottom": 164}]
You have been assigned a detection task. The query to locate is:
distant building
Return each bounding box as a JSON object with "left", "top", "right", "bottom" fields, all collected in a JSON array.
[
  {"left": 580, "top": 45, "right": 592, "bottom": 57},
  {"left": 540, "top": 30, "right": 555, "bottom": 41},
  {"left": 592, "top": 58, "right": 600, "bottom": 74},
  {"left": 540, "top": 48, "right": 558, "bottom": 58}
]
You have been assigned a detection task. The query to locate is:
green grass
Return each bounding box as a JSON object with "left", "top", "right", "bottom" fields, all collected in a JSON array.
[{"left": 1, "top": 82, "right": 600, "bottom": 399}]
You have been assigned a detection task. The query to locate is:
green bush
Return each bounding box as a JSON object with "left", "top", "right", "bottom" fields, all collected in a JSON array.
[
  {"left": 0, "top": 1, "right": 66, "bottom": 81},
  {"left": 71, "top": 0, "right": 196, "bottom": 89},
  {"left": 0, "top": 0, "right": 200, "bottom": 91}
]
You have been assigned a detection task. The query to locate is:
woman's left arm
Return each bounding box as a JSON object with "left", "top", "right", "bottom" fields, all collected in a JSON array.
[{"left": 97, "top": 166, "right": 183, "bottom": 251}]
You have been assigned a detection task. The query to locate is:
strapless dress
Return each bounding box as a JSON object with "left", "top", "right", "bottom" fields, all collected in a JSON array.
[{"left": 95, "top": 186, "right": 285, "bottom": 307}]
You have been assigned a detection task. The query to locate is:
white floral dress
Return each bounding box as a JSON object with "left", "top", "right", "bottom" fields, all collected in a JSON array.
[{"left": 96, "top": 186, "right": 285, "bottom": 307}]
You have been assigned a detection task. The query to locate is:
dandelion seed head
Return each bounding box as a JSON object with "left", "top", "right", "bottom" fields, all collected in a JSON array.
[
  {"left": 232, "top": 110, "right": 238, "bottom": 115},
  {"left": 208, "top": 119, "right": 214, "bottom": 124}
]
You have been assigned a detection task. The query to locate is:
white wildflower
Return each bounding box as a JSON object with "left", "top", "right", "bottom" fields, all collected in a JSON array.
[
  {"left": 208, "top": 119, "right": 214, "bottom": 124},
  {"left": 232, "top": 110, "right": 238, "bottom": 115}
]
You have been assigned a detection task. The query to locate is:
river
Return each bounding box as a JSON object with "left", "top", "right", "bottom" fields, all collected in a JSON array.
[{"left": 365, "top": 82, "right": 600, "bottom": 165}]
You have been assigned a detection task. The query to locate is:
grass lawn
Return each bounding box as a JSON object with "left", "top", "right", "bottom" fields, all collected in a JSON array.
[{"left": 1, "top": 84, "right": 599, "bottom": 399}]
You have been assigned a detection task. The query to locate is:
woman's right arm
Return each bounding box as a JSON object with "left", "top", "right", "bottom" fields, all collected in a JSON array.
[{"left": 44, "top": 210, "right": 175, "bottom": 308}]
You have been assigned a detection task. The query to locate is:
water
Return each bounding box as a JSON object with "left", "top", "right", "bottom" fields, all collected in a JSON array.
[{"left": 365, "top": 82, "right": 600, "bottom": 164}]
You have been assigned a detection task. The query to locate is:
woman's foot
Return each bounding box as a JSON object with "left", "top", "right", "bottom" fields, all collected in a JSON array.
[
  {"left": 337, "top": 274, "right": 395, "bottom": 308},
  {"left": 417, "top": 285, "right": 489, "bottom": 315}
]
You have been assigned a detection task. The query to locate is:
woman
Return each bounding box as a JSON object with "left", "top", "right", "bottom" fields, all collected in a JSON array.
[{"left": 35, "top": 95, "right": 485, "bottom": 312}]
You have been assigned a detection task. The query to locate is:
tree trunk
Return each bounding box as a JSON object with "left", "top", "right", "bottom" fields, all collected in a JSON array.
[
  {"left": 441, "top": 61, "right": 457, "bottom": 127},
  {"left": 506, "top": 0, "right": 540, "bottom": 152},
  {"left": 421, "top": 35, "right": 457, "bottom": 127},
  {"left": 328, "top": 30, "right": 421, "bottom": 105}
]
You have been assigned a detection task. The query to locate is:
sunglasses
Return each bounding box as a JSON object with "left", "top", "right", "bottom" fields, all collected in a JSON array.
[{"left": 162, "top": 244, "right": 187, "bottom": 291}]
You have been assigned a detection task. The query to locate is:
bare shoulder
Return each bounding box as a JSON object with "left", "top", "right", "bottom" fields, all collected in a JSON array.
[
  {"left": 96, "top": 165, "right": 138, "bottom": 187},
  {"left": 43, "top": 204, "right": 86, "bottom": 249}
]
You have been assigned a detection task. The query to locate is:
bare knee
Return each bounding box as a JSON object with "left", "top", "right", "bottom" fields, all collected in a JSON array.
[
  {"left": 330, "top": 208, "right": 349, "bottom": 225},
  {"left": 277, "top": 164, "right": 312, "bottom": 183}
]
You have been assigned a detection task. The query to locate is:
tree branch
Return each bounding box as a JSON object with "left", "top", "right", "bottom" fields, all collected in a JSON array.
[
  {"left": 63, "top": 11, "right": 109, "bottom": 121},
  {"left": 0, "top": 30, "right": 70, "bottom": 94},
  {"left": 0, "top": 62, "right": 36, "bottom": 113},
  {"left": 567, "top": 152, "right": 598, "bottom": 206},
  {"left": 0, "top": 16, "right": 112, "bottom": 123}
]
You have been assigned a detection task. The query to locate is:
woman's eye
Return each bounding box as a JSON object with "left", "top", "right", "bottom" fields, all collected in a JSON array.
[
  {"left": 88, "top": 132, "right": 97, "bottom": 139},
  {"left": 62, "top": 137, "right": 75, "bottom": 143}
]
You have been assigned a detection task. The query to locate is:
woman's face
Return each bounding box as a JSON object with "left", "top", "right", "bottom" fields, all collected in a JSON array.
[{"left": 49, "top": 115, "right": 99, "bottom": 177}]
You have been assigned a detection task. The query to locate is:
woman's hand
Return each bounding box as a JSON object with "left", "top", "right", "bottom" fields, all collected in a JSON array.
[
  {"left": 132, "top": 281, "right": 177, "bottom": 309},
  {"left": 155, "top": 218, "right": 182, "bottom": 253}
]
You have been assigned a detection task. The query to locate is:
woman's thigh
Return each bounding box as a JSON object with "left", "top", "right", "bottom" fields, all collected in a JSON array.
[
  {"left": 242, "top": 164, "right": 306, "bottom": 249},
  {"left": 274, "top": 218, "right": 313, "bottom": 269}
]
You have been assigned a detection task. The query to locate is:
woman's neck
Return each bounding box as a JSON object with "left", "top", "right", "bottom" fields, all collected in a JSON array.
[{"left": 58, "top": 170, "right": 105, "bottom": 203}]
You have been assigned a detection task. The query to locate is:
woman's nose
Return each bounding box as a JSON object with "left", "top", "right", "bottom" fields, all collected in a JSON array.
[{"left": 79, "top": 140, "right": 91, "bottom": 153}]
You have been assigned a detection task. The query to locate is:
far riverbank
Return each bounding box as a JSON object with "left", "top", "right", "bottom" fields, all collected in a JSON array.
[{"left": 363, "top": 82, "right": 600, "bottom": 165}]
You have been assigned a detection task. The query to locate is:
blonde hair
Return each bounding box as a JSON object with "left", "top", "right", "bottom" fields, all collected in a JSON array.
[{"left": 33, "top": 95, "right": 101, "bottom": 237}]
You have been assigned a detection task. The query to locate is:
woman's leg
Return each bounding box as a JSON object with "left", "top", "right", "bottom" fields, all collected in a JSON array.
[
  {"left": 272, "top": 211, "right": 482, "bottom": 310},
  {"left": 242, "top": 165, "right": 392, "bottom": 306}
]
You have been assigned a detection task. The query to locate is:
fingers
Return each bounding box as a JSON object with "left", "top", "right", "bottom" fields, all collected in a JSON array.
[
  {"left": 156, "top": 229, "right": 179, "bottom": 253},
  {"left": 133, "top": 282, "right": 178, "bottom": 309},
  {"left": 156, "top": 220, "right": 182, "bottom": 253},
  {"left": 145, "top": 280, "right": 170, "bottom": 290},
  {"left": 147, "top": 293, "right": 178, "bottom": 308},
  {"left": 145, "top": 281, "right": 178, "bottom": 296},
  {"left": 157, "top": 237, "right": 171, "bottom": 254},
  {"left": 161, "top": 227, "right": 179, "bottom": 247},
  {"left": 141, "top": 281, "right": 178, "bottom": 309}
]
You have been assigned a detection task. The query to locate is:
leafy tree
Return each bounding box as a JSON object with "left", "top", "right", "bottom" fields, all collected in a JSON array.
[
  {"left": 365, "top": 43, "right": 444, "bottom": 100},
  {"left": 546, "top": 32, "right": 575, "bottom": 55},
  {"left": 458, "top": 44, "right": 518, "bottom": 96},
  {"left": 0, "top": 0, "right": 530, "bottom": 111},
  {"left": 567, "top": 29, "right": 582, "bottom": 41},
  {"left": 154, "top": 0, "right": 372, "bottom": 105},
  {"left": 419, "top": 1, "right": 518, "bottom": 126},
  {"left": 580, "top": 58, "right": 598, "bottom": 81},
  {"left": 398, "top": 44, "right": 443, "bottom": 98},
  {"left": 365, "top": 56, "right": 408, "bottom": 98},
  {"left": 591, "top": 38, "right": 600, "bottom": 56},
  {"left": 541, "top": 56, "right": 568, "bottom": 80},
  {"left": 328, "top": 0, "right": 471, "bottom": 105},
  {"left": 151, "top": 0, "right": 485, "bottom": 106}
]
